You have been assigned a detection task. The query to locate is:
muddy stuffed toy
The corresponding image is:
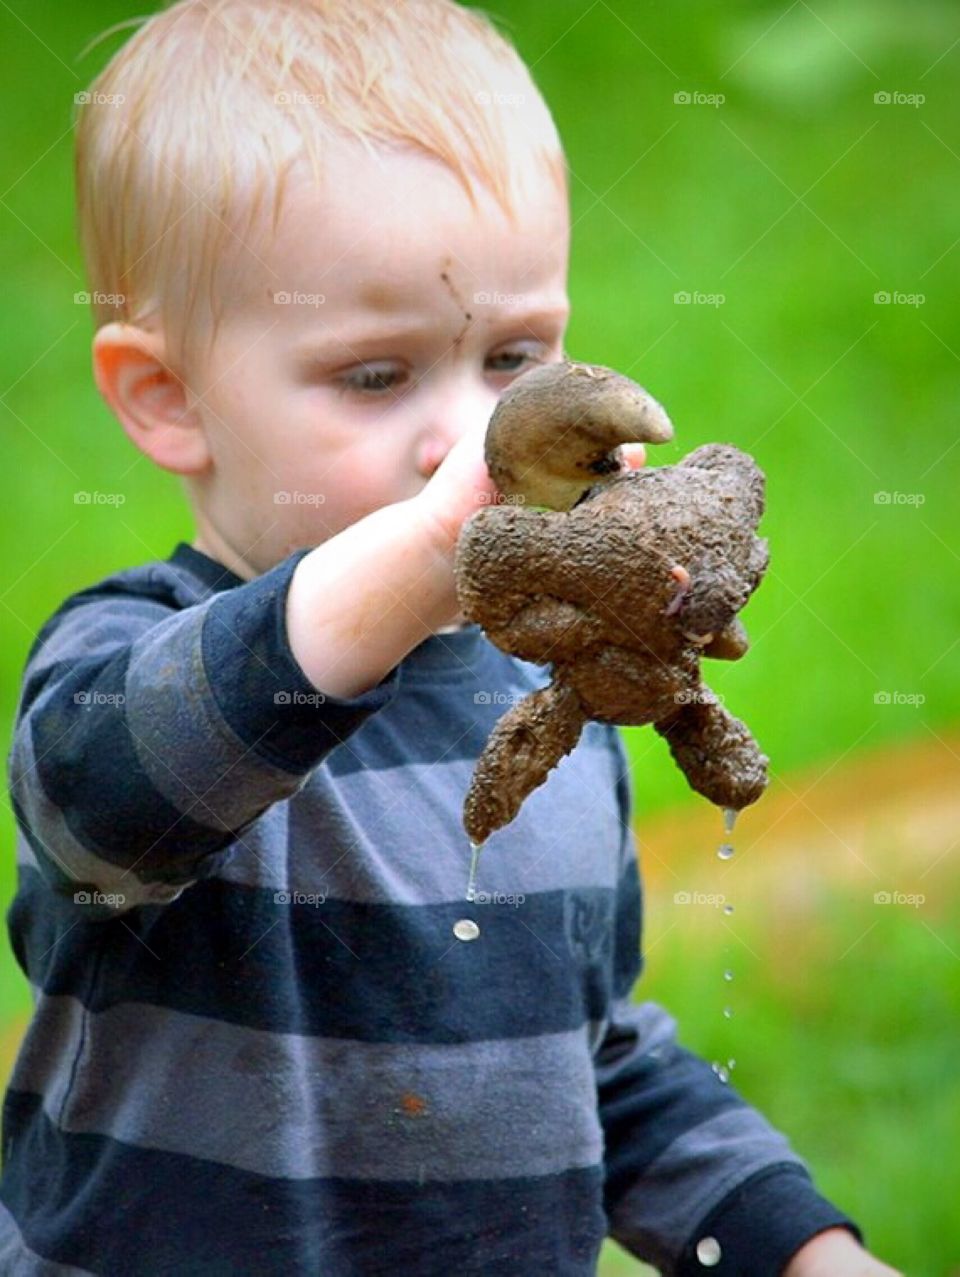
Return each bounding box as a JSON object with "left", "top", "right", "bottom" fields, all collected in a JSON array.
[{"left": 454, "top": 360, "right": 770, "bottom": 845}]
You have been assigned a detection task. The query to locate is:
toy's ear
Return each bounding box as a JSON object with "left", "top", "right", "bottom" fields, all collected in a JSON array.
[{"left": 679, "top": 444, "right": 766, "bottom": 524}]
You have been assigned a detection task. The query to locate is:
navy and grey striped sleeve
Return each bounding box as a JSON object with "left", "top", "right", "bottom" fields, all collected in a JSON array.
[
  {"left": 7, "top": 549, "right": 400, "bottom": 912},
  {"left": 596, "top": 731, "right": 865, "bottom": 1276}
]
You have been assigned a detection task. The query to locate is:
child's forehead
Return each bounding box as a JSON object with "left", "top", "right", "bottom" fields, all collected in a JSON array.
[{"left": 250, "top": 140, "right": 570, "bottom": 306}]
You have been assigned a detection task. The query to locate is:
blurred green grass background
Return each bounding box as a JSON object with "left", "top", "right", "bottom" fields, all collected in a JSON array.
[{"left": 2, "top": 1, "right": 958, "bottom": 1273}]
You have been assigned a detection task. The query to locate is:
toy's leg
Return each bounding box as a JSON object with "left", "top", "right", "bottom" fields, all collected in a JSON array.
[
  {"left": 654, "top": 689, "right": 768, "bottom": 810},
  {"left": 464, "top": 679, "right": 586, "bottom": 844}
]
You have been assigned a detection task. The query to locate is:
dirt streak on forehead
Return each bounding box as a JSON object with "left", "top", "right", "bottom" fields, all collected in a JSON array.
[
  {"left": 352, "top": 271, "right": 463, "bottom": 311},
  {"left": 351, "top": 255, "right": 472, "bottom": 316}
]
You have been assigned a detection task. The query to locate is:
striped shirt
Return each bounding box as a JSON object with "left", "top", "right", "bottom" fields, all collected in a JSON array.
[{"left": 2, "top": 540, "right": 861, "bottom": 1275}]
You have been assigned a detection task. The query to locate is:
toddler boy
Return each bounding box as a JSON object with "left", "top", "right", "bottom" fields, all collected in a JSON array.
[{"left": 2, "top": 2, "right": 898, "bottom": 1273}]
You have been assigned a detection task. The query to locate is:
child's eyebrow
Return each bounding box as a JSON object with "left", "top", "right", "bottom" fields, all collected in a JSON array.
[
  {"left": 293, "top": 317, "right": 435, "bottom": 359},
  {"left": 292, "top": 303, "right": 570, "bottom": 360}
]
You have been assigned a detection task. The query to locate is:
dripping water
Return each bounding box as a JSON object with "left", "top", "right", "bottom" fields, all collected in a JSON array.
[{"left": 454, "top": 841, "right": 486, "bottom": 942}]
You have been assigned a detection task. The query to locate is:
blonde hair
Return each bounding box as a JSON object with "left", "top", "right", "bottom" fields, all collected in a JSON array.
[{"left": 74, "top": 0, "right": 568, "bottom": 379}]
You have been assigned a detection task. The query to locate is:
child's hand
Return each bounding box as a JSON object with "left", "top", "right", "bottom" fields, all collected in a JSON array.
[
  {"left": 414, "top": 414, "right": 502, "bottom": 552},
  {"left": 416, "top": 409, "right": 647, "bottom": 554},
  {"left": 286, "top": 409, "right": 646, "bottom": 696},
  {"left": 783, "top": 1228, "right": 904, "bottom": 1277},
  {"left": 411, "top": 416, "right": 648, "bottom": 635}
]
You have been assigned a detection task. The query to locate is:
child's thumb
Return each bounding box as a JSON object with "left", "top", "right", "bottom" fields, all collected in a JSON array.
[{"left": 417, "top": 419, "right": 500, "bottom": 546}]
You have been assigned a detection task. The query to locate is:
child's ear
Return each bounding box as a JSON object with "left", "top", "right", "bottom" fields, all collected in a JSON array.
[{"left": 92, "top": 322, "right": 211, "bottom": 476}]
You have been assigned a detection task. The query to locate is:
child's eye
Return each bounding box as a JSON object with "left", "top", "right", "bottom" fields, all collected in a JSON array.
[
  {"left": 333, "top": 346, "right": 550, "bottom": 397},
  {"left": 339, "top": 363, "right": 409, "bottom": 395},
  {"left": 486, "top": 349, "right": 543, "bottom": 375}
]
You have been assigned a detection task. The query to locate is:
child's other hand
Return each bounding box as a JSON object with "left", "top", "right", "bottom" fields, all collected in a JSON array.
[
  {"left": 619, "top": 442, "right": 647, "bottom": 471},
  {"left": 783, "top": 1228, "right": 904, "bottom": 1277}
]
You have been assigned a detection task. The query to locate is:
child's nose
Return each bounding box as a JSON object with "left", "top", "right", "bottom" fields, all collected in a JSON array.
[
  {"left": 417, "top": 435, "right": 448, "bottom": 479},
  {"left": 416, "top": 388, "right": 498, "bottom": 479}
]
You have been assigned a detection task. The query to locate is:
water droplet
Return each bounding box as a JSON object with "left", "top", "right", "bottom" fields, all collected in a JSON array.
[
  {"left": 465, "top": 841, "right": 484, "bottom": 903},
  {"left": 727, "top": 1058, "right": 736, "bottom": 1070},
  {"left": 453, "top": 919, "right": 480, "bottom": 942},
  {"left": 696, "top": 1235, "right": 722, "bottom": 1266},
  {"left": 723, "top": 969, "right": 734, "bottom": 982},
  {"left": 723, "top": 807, "right": 738, "bottom": 834},
  {"left": 716, "top": 1066, "right": 730, "bottom": 1084},
  {"left": 723, "top": 1006, "right": 733, "bottom": 1019},
  {"left": 722, "top": 904, "right": 734, "bottom": 915},
  {"left": 717, "top": 843, "right": 735, "bottom": 861}
]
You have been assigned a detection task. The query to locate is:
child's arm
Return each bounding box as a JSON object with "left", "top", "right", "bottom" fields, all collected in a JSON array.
[
  {"left": 285, "top": 410, "right": 498, "bottom": 697},
  {"left": 9, "top": 422, "right": 495, "bottom": 912},
  {"left": 285, "top": 423, "right": 649, "bottom": 698},
  {"left": 594, "top": 733, "right": 902, "bottom": 1276}
]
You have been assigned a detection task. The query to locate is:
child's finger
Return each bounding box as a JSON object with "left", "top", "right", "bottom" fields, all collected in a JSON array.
[{"left": 620, "top": 443, "right": 647, "bottom": 470}]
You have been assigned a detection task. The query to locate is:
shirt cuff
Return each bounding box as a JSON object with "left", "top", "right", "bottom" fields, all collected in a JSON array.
[
  {"left": 677, "top": 1164, "right": 865, "bottom": 1276},
  {"left": 203, "top": 547, "right": 401, "bottom": 772}
]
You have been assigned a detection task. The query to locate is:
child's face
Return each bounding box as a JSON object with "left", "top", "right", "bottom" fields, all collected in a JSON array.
[{"left": 187, "top": 135, "right": 571, "bottom": 576}]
